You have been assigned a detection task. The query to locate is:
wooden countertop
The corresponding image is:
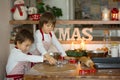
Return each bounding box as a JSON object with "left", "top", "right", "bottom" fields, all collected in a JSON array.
[{"left": 24, "top": 63, "right": 120, "bottom": 80}]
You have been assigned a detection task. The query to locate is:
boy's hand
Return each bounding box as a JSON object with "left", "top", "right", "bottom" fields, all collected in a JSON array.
[{"left": 44, "top": 53, "right": 57, "bottom": 65}]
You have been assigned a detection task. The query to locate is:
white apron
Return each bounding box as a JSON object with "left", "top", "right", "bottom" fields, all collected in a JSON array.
[
  {"left": 30, "top": 29, "right": 52, "bottom": 55},
  {"left": 6, "top": 62, "right": 30, "bottom": 80}
]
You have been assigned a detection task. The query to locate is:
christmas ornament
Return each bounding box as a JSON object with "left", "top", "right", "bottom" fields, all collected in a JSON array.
[{"left": 11, "top": 0, "right": 28, "bottom": 20}]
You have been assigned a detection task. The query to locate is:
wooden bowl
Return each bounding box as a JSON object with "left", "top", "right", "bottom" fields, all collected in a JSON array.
[{"left": 87, "top": 50, "right": 106, "bottom": 58}]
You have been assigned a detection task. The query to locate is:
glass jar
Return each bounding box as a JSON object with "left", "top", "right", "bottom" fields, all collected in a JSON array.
[
  {"left": 109, "top": 44, "right": 119, "bottom": 57},
  {"left": 119, "top": 44, "right": 120, "bottom": 57},
  {"left": 103, "top": 30, "right": 111, "bottom": 47}
]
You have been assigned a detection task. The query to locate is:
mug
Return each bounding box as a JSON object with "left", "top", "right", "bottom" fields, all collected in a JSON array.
[{"left": 108, "top": 45, "right": 119, "bottom": 57}]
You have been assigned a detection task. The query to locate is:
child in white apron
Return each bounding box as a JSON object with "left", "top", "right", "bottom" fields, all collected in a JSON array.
[
  {"left": 30, "top": 12, "right": 74, "bottom": 65},
  {"left": 6, "top": 29, "right": 45, "bottom": 80}
]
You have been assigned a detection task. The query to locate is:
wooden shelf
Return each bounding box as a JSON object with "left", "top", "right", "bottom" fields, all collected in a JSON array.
[
  {"left": 60, "top": 40, "right": 120, "bottom": 44},
  {"left": 10, "top": 40, "right": 120, "bottom": 44},
  {"left": 9, "top": 20, "right": 39, "bottom": 24},
  {"left": 9, "top": 20, "right": 120, "bottom": 25},
  {"left": 57, "top": 20, "right": 120, "bottom": 24},
  {"left": 9, "top": 20, "right": 120, "bottom": 44}
]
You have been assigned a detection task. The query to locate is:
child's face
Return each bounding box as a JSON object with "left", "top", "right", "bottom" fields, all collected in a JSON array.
[
  {"left": 42, "top": 23, "right": 54, "bottom": 34},
  {"left": 17, "top": 39, "right": 32, "bottom": 53}
]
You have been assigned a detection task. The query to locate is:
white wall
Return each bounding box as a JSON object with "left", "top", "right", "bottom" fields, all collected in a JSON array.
[
  {"left": 0, "top": 0, "right": 11, "bottom": 79},
  {"left": 43, "top": 0, "right": 74, "bottom": 20}
]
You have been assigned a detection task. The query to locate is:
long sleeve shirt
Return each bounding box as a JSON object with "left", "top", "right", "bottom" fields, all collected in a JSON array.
[
  {"left": 33, "top": 30, "right": 66, "bottom": 56},
  {"left": 6, "top": 48, "right": 43, "bottom": 74}
]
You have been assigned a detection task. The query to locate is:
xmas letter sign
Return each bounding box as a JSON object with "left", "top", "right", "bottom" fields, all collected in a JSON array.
[{"left": 54, "top": 27, "right": 93, "bottom": 41}]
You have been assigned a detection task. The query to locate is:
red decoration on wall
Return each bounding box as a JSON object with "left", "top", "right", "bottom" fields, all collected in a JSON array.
[
  {"left": 111, "top": 8, "right": 119, "bottom": 20},
  {"left": 29, "top": 14, "right": 41, "bottom": 21}
]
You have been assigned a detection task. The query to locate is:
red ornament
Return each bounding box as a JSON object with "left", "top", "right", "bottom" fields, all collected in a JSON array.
[
  {"left": 29, "top": 14, "right": 41, "bottom": 21},
  {"left": 69, "top": 59, "right": 77, "bottom": 64},
  {"left": 111, "top": 8, "right": 119, "bottom": 20},
  {"left": 79, "top": 69, "right": 96, "bottom": 74}
]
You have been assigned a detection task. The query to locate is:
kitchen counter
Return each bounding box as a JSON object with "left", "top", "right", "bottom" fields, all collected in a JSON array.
[{"left": 24, "top": 63, "right": 120, "bottom": 80}]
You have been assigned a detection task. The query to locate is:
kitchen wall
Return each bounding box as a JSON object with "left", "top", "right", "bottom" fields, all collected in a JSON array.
[
  {"left": 43, "top": 0, "right": 74, "bottom": 20},
  {"left": 0, "top": 0, "right": 11, "bottom": 79}
]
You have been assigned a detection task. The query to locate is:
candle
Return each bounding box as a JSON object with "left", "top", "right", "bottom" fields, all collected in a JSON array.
[
  {"left": 80, "top": 39, "right": 86, "bottom": 50},
  {"left": 102, "top": 7, "right": 110, "bottom": 21},
  {"left": 71, "top": 42, "right": 74, "bottom": 50}
]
